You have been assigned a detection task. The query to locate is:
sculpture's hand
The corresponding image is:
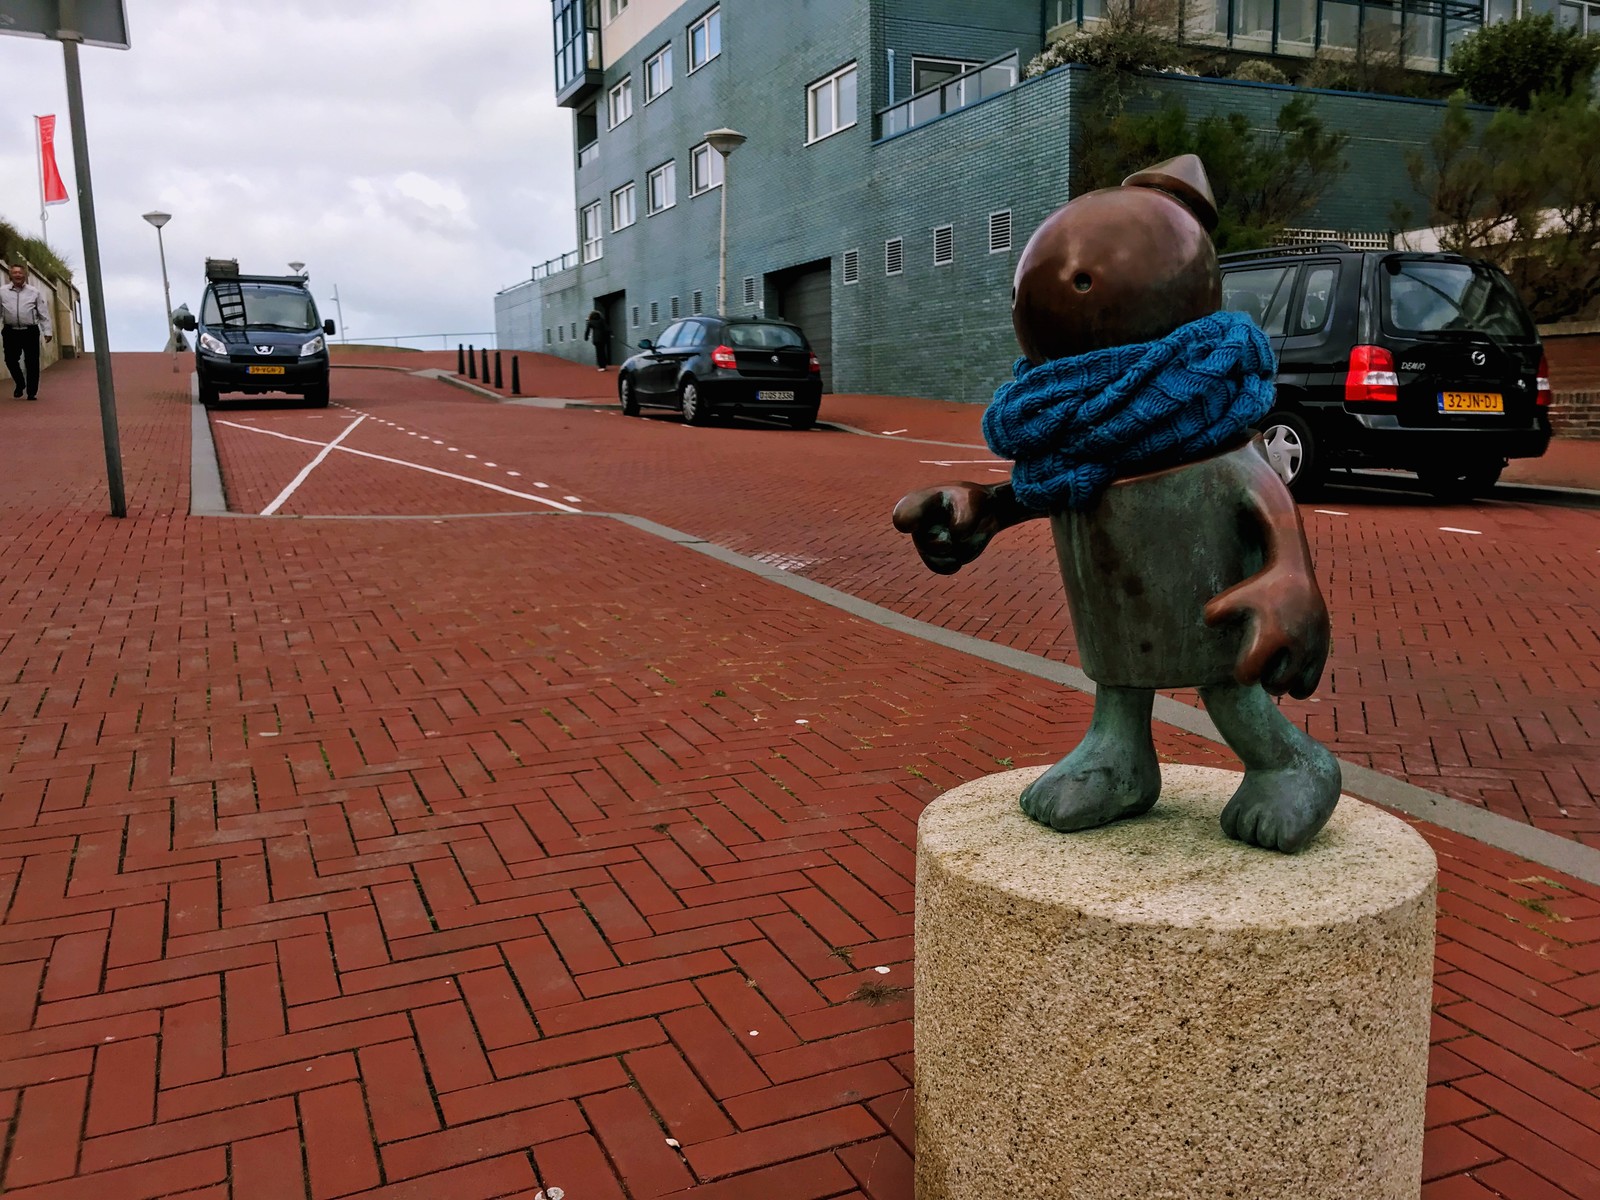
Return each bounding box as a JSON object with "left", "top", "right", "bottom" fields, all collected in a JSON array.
[
  {"left": 1203, "top": 565, "right": 1331, "bottom": 698},
  {"left": 892, "top": 482, "right": 1027, "bottom": 575}
]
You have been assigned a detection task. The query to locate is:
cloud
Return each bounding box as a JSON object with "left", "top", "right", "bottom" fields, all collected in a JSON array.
[{"left": 0, "top": 0, "right": 574, "bottom": 350}]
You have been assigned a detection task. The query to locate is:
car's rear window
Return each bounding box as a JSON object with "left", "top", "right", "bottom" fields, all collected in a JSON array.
[
  {"left": 727, "top": 323, "right": 805, "bottom": 350},
  {"left": 1381, "top": 258, "right": 1535, "bottom": 341},
  {"left": 201, "top": 285, "right": 319, "bottom": 331}
]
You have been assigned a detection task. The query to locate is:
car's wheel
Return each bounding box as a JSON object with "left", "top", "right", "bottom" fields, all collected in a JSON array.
[
  {"left": 304, "top": 384, "right": 330, "bottom": 408},
  {"left": 786, "top": 406, "right": 819, "bottom": 431},
  {"left": 619, "top": 374, "right": 640, "bottom": 416},
  {"left": 1417, "top": 458, "right": 1503, "bottom": 503},
  {"left": 679, "top": 379, "right": 711, "bottom": 426},
  {"left": 198, "top": 378, "right": 220, "bottom": 407},
  {"left": 1258, "top": 410, "right": 1324, "bottom": 497}
]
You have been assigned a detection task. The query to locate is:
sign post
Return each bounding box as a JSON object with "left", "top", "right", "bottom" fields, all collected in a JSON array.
[{"left": 1, "top": 1, "right": 130, "bottom": 518}]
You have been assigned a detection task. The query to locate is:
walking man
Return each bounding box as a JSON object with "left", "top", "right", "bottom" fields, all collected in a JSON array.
[
  {"left": 3, "top": 264, "right": 54, "bottom": 401},
  {"left": 584, "top": 307, "right": 611, "bottom": 372}
]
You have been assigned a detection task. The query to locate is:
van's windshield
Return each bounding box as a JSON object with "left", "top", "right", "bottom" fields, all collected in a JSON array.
[
  {"left": 1381, "top": 258, "right": 1536, "bottom": 341},
  {"left": 202, "top": 285, "right": 319, "bottom": 332}
]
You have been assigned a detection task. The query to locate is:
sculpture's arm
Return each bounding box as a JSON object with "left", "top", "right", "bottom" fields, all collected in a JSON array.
[
  {"left": 1201, "top": 442, "right": 1331, "bottom": 698},
  {"left": 892, "top": 480, "right": 1044, "bottom": 575}
]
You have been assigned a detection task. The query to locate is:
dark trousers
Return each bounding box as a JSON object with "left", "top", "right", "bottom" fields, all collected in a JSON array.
[
  {"left": 591, "top": 337, "right": 610, "bottom": 369},
  {"left": 3, "top": 326, "right": 41, "bottom": 398}
]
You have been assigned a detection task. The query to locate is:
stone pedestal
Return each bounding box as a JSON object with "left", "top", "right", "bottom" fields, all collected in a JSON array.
[{"left": 915, "top": 764, "right": 1437, "bottom": 1200}]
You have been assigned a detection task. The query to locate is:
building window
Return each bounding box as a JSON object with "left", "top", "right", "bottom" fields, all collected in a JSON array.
[
  {"left": 546, "top": 328, "right": 553, "bottom": 344},
  {"left": 842, "top": 248, "right": 860, "bottom": 285},
  {"left": 631, "top": 305, "right": 640, "bottom": 327},
  {"left": 688, "top": 6, "right": 721, "bottom": 72},
  {"left": 934, "top": 224, "right": 953, "bottom": 266},
  {"left": 647, "top": 160, "right": 676, "bottom": 213},
  {"left": 581, "top": 201, "right": 604, "bottom": 262},
  {"left": 988, "top": 210, "right": 1013, "bottom": 253},
  {"left": 607, "top": 0, "right": 627, "bottom": 18},
  {"left": 558, "top": 325, "right": 565, "bottom": 342},
  {"left": 650, "top": 300, "right": 660, "bottom": 323},
  {"left": 572, "top": 321, "right": 578, "bottom": 338},
  {"left": 913, "top": 56, "right": 978, "bottom": 94},
  {"left": 689, "top": 142, "right": 724, "bottom": 194},
  {"left": 743, "top": 275, "right": 756, "bottom": 306},
  {"left": 671, "top": 295, "right": 682, "bottom": 318},
  {"left": 608, "top": 76, "right": 633, "bottom": 127},
  {"left": 692, "top": 289, "right": 704, "bottom": 315},
  {"left": 611, "top": 182, "right": 636, "bottom": 231},
  {"left": 576, "top": 104, "right": 599, "bottom": 167},
  {"left": 886, "top": 237, "right": 904, "bottom": 276},
  {"left": 645, "top": 43, "right": 673, "bottom": 102},
  {"left": 807, "top": 63, "right": 858, "bottom": 143}
]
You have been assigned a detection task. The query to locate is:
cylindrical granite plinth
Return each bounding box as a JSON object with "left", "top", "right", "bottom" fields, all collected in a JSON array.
[{"left": 915, "top": 764, "right": 1437, "bottom": 1200}]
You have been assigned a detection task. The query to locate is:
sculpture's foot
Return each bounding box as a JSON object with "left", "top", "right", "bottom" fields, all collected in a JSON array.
[
  {"left": 1020, "top": 686, "right": 1160, "bottom": 832},
  {"left": 1218, "top": 749, "right": 1341, "bottom": 853}
]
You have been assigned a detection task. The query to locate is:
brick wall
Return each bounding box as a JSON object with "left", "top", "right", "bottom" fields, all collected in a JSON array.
[{"left": 1551, "top": 392, "right": 1600, "bottom": 439}]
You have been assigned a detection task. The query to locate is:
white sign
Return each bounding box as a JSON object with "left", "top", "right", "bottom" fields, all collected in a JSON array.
[{"left": 0, "top": 1, "right": 130, "bottom": 50}]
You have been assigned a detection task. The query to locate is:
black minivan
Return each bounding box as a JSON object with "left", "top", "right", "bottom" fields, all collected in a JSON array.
[
  {"left": 178, "top": 259, "right": 336, "bottom": 407},
  {"left": 1218, "top": 244, "right": 1550, "bottom": 500}
]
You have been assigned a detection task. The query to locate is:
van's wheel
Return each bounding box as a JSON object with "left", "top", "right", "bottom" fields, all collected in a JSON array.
[
  {"left": 787, "top": 406, "right": 819, "bottom": 431},
  {"left": 304, "top": 384, "right": 330, "bottom": 408},
  {"left": 619, "top": 374, "right": 640, "bottom": 416},
  {"left": 679, "top": 379, "right": 711, "bottom": 426},
  {"left": 1417, "top": 458, "right": 1503, "bottom": 503},
  {"left": 198, "top": 378, "right": 220, "bottom": 407},
  {"left": 1258, "top": 410, "right": 1324, "bottom": 497}
]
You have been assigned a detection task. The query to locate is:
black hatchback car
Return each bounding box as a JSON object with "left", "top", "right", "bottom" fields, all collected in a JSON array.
[
  {"left": 177, "top": 260, "right": 336, "bottom": 407},
  {"left": 1218, "top": 245, "right": 1550, "bottom": 500},
  {"left": 617, "top": 316, "right": 823, "bottom": 429}
]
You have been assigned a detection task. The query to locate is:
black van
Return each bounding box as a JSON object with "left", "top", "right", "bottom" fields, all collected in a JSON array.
[
  {"left": 1218, "top": 244, "right": 1550, "bottom": 500},
  {"left": 178, "top": 259, "right": 336, "bottom": 407}
]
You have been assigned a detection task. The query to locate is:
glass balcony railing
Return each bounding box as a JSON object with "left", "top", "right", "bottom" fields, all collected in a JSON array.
[
  {"left": 532, "top": 251, "right": 581, "bottom": 280},
  {"left": 878, "top": 51, "right": 1020, "bottom": 139},
  {"left": 578, "top": 140, "right": 599, "bottom": 168}
]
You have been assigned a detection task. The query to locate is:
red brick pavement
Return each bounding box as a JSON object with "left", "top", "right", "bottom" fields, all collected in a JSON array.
[{"left": 3, "top": 353, "right": 1600, "bottom": 1196}]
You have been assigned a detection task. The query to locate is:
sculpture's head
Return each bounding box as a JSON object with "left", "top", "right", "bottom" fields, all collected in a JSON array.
[{"left": 1012, "top": 155, "right": 1222, "bottom": 365}]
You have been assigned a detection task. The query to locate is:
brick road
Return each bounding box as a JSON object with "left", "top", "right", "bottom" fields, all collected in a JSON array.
[{"left": 2, "top": 352, "right": 1600, "bottom": 1197}]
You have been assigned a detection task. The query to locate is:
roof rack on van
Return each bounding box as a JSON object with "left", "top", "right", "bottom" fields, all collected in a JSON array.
[{"left": 1217, "top": 242, "right": 1351, "bottom": 262}]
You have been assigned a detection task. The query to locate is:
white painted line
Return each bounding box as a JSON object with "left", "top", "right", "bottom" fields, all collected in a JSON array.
[
  {"left": 215, "top": 420, "right": 582, "bottom": 513},
  {"left": 507, "top": 471, "right": 521, "bottom": 477},
  {"left": 1313, "top": 509, "right": 1349, "bottom": 516},
  {"left": 533, "top": 482, "right": 549, "bottom": 489},
  {"left": 563, "top": 495, "right": 582, "bottom": 503},
  {"left": 920, "top": 459, "right": 1005, "bottom": 466},
  {"left": 484, "top": 462, "right": 497, "bottom": 467},
  {"left": 1439, "top": 526, "right": 1482, "bottom": 535},
  {"left": 882, "top": 429, "right": 908, "bottom": 435},
  {"left": 259, "top": 415, "right": 367, "bottom": 516}
]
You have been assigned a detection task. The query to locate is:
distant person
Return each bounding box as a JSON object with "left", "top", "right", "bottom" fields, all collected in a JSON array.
[
  {"left": 584, "top": 308, "right": 610, "bottom": 372},
  {"left": 2, "top": 264, "right": 53, "bottom": 402}
]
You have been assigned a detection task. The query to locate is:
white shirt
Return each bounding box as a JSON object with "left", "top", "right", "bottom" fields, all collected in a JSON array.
[{"left": 2, "top": 282, "right": 53, "bottom": 338}]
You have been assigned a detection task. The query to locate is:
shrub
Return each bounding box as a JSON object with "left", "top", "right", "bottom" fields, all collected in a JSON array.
[
  {"left": 0, "top": 218, "right": 73, "bottom": 282},
  {"left": 1448, "top": 13, "right": 1600, "bottom": 109},
  {"left": 1231, "top": 59, "right": 1289, "bottom": 85}
]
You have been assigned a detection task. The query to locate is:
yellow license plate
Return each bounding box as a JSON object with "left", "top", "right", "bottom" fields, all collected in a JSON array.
[
  {"left": 1439, "top": 391, "right": 1502, "bottom": 413},
  {"left": 247, "top": 365, "right": 286, "bottom": 376}
]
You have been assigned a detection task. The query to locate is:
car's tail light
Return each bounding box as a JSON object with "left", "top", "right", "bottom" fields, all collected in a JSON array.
[
  {"left": 710, "top": 344, "right": 737, "bottom": 370},
  {"left": 1536, "top": 351, "right": 1551, "bottom": 406},
  {"left": 808, "top": 352, "right": 821, "bottom": 374},
  {"left": 1345, "top": 344, "right": 1399, "bottom": 403}
]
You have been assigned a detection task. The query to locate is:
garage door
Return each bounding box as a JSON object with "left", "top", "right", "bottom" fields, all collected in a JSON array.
[{"left": 777, "top": 264, "right": 833, "bottom": 393}]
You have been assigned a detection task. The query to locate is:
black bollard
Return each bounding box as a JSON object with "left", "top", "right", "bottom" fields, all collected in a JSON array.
[
  {"left": 494, "top": 351, "right": 503, "bottom": 389},
  {"left": 511, "top": 356, "right": 521, "bottom": 395},
  {"left": 481, "top": 347, "right": 491, "bottom": 380},
  {"left": 467, "top": 344, "right": 477, "bottom": 379},
  {"left": 457, "top": 343, "right": 465, "bottom": 375}
]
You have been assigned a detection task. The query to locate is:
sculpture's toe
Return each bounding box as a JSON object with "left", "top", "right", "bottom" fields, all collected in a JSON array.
[
  {"left": 1020, "top": 741, "right": 1161, "bottom": 833},
  {"left": 1219, "top": 750, "right": 1341, "bottom": 854}
]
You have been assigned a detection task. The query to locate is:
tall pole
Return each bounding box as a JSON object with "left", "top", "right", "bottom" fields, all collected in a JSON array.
[
  {"left": 331, "top": 285, "right": 347, "bottom": 343},
  {"left": 718, "top": 165, "right": 728, "bottom": 316},
  {"left": 156, "top": 225, "right": 175, "bottom": 359},
  {"left": 61, "top": 33, "right": 127, "bottom": 518}
]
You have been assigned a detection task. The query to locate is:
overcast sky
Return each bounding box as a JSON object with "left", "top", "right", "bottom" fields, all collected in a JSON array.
[{"left": 0, "top": 0, "right": 574, "bottom": 351}]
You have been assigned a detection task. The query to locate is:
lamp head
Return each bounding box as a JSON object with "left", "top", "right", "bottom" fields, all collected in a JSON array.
[
  {"left": 704, "top": 127, "right": 747, "bottom": 157},
  {"left": 142, "top": 211, "right": 172, "bottom": 229},
  {"left": 289, "top": 261, "right": 306, "bottom": 274}
]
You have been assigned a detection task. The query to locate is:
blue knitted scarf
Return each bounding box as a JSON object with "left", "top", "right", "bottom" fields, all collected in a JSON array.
[{"left": 983, "top": 311, "right": 1276, "bottom": 513}]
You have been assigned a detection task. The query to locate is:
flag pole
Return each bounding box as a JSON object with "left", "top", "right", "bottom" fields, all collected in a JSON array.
[{"left": 34, "top": 115, "right": 49, "bottom": 248}]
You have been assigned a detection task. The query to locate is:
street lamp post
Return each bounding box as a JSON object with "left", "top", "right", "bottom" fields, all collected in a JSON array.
[
  {"left": 330, "top": 285, "right": 346, "bottom": 343},
  {"left": 141, "top": 210, "right": 176, "bottom": 362},
  {"left": 704, "top": 128, "right": 746, "bottom": 314}
]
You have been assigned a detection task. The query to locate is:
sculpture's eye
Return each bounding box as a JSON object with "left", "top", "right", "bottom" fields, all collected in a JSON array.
[{"left": 1073, "top": 272, "right": 1093, "bottom": 293}]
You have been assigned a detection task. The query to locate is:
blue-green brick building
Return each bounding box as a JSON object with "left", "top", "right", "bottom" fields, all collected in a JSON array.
[{"left": 497, "top": 0, "right": 1534, "bottom": 400}]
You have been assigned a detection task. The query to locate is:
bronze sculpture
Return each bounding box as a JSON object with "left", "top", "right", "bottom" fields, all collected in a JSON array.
[{"left": 894, "top": 155, "right": 1340, "bottom": 853}]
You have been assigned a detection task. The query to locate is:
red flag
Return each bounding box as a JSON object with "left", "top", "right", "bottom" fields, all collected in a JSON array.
[{"left": 38, "top": 116, "right": 69, "bottom": 206}]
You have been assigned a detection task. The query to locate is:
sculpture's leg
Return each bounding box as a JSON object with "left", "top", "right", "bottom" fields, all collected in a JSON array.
[
  {"left": 1200, "top": 683, "right": 1341, "bottom": 853},
  {"left": 1020, "top": 686, "right": 1160, "bottom": 831}
]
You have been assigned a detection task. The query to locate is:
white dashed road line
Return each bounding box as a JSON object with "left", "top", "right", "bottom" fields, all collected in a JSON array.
[
  {"left": 1313, "top": 509, "right": 1349, "bottom": 516},
  {"left": 1439, "top": 526, "right": 1482, "bottom": 535}
]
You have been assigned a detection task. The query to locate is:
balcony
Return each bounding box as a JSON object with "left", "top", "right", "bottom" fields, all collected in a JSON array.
[
  {"left": 554, "top": 0, "right": 602, "bottom": 107},
  {"left": 878, "top": 52, "right": 1020, "bottom": 139}
]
